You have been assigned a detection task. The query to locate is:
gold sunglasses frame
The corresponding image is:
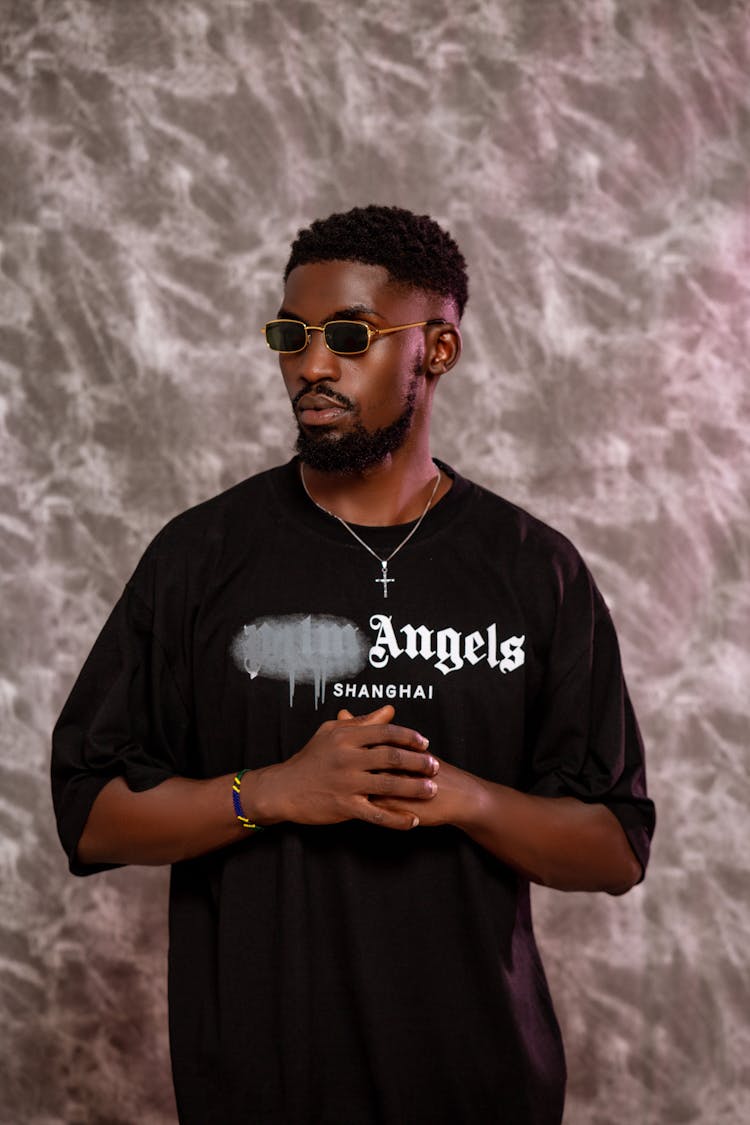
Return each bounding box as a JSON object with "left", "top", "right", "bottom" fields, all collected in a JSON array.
[{"left": 262, "top": 318, "right": 446, "bottom": 356}]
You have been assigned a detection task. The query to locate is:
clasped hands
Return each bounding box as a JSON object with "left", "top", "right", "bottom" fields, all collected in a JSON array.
[{"left": 270, "top": 703, "right": 480, "bottom": 832}]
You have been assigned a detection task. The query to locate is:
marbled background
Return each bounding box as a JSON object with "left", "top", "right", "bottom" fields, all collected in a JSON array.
[{"left": 1, "top": 1, "right": 749, "bottom": 1122}]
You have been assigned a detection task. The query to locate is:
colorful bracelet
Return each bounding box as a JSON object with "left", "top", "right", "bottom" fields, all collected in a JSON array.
[{"left": 232, "top": 769, "right": 265, "bottom": 832}]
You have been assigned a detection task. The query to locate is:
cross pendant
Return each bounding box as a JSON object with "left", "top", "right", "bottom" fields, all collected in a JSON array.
[{"left": 376, "top": 561, "right": 395, "bottom": 599}]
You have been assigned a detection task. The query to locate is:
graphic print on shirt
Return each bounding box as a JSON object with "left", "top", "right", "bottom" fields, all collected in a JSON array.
[
  {"left": 231, "top": 613, "right": 525, "bottom": 707},
  {"left": 231, "top": 614, "right": 370, "bottom": 706}
]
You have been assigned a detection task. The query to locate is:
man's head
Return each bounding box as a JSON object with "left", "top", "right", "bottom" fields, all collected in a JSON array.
[
  {"left": 273, "top": 205, "right": 467, "bottom": 474},
  {"left": 284, "top": 204, "right": 469, "bottom": 323}
]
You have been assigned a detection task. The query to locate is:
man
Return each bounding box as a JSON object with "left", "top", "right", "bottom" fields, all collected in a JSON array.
[{"left": 52, "top": 205, "right": 655, "bottom": 1125}]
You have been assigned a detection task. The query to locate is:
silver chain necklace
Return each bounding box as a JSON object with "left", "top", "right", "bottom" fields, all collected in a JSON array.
[{"left": 299, "top": 464, "right": 442, "bottom": 599}]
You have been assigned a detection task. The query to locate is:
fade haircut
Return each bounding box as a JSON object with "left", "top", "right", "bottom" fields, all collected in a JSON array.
[{"left": 284, "top": 204, "right": 469, "bottom": 319}]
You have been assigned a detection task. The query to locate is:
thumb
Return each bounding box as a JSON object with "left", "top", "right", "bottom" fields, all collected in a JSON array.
[{"left": 336, "top": 704, "right": 395, "bottom": 725}]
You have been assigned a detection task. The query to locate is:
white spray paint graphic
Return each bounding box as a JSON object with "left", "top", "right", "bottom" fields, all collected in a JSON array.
[{"left": 231, "top": 614, "right": 369, "bottom": 706}]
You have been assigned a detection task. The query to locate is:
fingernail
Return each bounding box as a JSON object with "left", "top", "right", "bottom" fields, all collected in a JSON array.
[
  {"left": 420, "top": 735, "right": 430, "bottom": 748},
  {"left": 411, "top": 816, "right": 420, "bottom": 828}
]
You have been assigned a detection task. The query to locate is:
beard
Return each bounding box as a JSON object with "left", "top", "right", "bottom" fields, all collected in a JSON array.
[{"left": 294, "top": 368, "right": 419, "bottom": 475}]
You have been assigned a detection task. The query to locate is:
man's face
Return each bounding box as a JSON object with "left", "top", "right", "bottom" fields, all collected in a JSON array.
[{"left": 276, "top": 260, "right": 437, "bottom": 473}]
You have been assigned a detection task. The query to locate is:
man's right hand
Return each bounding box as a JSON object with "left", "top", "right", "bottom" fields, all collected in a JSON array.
[
  {"left": 251, "top": 705, "right": 439, "bottom": 831},
  {"left": 75, "top": 706, "right": 439, "bottom": 868}
]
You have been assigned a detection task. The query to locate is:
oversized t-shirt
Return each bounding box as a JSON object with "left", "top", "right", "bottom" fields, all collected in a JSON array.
[{"left": 51, "top": 459, "right": 655, "bottom": 1125}]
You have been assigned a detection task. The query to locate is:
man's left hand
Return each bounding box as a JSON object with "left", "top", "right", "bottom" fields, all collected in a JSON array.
[
  {"left": 337, "top": 708, "right": 484, "bottom": 829},
  {"left": 371, "top": 754, "right": 483, "bottom": 828}
]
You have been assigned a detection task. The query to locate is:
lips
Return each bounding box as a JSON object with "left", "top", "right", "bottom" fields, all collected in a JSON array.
[{"left": 296, "top": 392, "right": 351, "bottom": 426}]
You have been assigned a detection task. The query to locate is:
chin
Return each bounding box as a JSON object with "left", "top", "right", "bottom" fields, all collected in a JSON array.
[
  {"left": 294, "top": 414, "right": 413, "bottom": 474},
  {"left": 296, "top": 429, "right": 378, "bottom": 474},
  {"left": 295, "top": 392, "right": 417, "bottom": 474}
]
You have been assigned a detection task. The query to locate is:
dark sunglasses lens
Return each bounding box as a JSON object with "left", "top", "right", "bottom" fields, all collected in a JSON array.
[
  {"left": 325, "top": 322, "right": 369, "bottom": 353},
  {"left": 266, "top": 321, "right": 307, "bottom": 351}
]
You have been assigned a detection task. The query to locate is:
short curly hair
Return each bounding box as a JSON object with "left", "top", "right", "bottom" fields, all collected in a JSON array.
[{"left": 284, "top": 204, "right": 469, "bottom": 319}]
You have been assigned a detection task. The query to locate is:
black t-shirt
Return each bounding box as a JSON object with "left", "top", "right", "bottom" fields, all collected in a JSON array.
[{"left": 51, "top": 459, "right": 655, "bottom": 1125}]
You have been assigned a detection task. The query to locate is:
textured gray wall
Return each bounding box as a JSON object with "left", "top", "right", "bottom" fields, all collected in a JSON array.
[{"left": 2, "top": 1, "right": 749, "bottom": 1122}]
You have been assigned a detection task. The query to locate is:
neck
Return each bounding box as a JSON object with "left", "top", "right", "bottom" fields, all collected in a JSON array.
[{"left": 299, "top": 447, "right": 447, "bottom": 527}]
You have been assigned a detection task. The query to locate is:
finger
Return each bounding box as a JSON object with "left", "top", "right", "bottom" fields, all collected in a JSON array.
[
  {"left": 368, "top": 772, "right": 438, "bottom": 800},
  {"left": 361, "top": 743, "right": 438, "bottom": 775},
  {"left": 355, "top": 796, "right": 419, "bottom": 831},
  {"left": 355, "top": 723, "right": 430, "bottom": 753},
  {"left": 337, "top": 705, "right": 395, "bottom": 726}
]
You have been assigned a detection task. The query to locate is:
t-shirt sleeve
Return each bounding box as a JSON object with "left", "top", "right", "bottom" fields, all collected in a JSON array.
[
  {"left": 526, "top": 557, "right": 655, "bottom": 880},
  {"left": 50, "top": 567, "right": 193, "bottom": 877}
]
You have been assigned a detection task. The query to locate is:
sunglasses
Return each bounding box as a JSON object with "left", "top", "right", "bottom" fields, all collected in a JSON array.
[{"left": 262, "top": 318, "right": 446, "bottom": 356}]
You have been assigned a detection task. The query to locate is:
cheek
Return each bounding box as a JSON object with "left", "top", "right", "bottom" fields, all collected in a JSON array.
[
  {"left": 390, "top": 337, "right": 425, "bottom": 383},
  {"left": 368, "top": 343, "right": 419, "bottom": 394}
]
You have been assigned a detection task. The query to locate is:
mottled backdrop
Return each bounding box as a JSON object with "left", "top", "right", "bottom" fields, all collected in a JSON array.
[{"left": 2, "top": 0, "right": 749, "bottom": 1122}]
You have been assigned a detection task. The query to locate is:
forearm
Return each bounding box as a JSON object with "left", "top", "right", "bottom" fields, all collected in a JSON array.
[
  {"left": 456, "top": 779, "right": 642, "bottom": 895},
  {"left": 76, "top": 767, "right": 282, "bottom": 867},
  {"left": 75, "top": 707, "right": 439, "bottom": 865}
]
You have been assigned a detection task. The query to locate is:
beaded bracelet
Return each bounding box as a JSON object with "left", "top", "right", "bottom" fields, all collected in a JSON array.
[{"left": 232, "top": 769, "right": 265, "bottom": 832}]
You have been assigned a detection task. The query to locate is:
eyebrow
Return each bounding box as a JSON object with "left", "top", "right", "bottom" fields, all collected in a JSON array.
[{"left": 276, "top": 303, "right": 382, "bottom": 321}]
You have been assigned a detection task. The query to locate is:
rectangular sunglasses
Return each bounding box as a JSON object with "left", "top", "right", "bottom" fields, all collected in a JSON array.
[{"left": 263, "top": 318, "right": 446, "bottom": 356}]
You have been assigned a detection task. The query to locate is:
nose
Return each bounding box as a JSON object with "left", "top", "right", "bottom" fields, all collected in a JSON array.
[{"left": 285, "top": 327, "right": 342, "bottom": 387}]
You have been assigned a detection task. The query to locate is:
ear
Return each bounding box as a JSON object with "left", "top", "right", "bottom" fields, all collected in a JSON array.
[{"left": 427, "top": 323, "right": 462, "bottom": 376}]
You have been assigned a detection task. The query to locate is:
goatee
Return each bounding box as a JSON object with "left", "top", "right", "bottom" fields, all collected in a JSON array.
[{"left": 295, "top": 377, "right": 418, "bottom": 475}]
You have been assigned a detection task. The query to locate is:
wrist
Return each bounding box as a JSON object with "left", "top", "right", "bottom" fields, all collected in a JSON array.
[
  {"left": 452, "top": 773, "right": 493, "bottom": 835},
  {"left": 237, "top": 764, "right": 288, "bottom": 827}
]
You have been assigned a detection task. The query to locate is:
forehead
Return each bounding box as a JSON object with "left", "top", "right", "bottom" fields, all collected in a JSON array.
[{"left": 281, "top": 260, "right": 424, "bottom": 319}]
